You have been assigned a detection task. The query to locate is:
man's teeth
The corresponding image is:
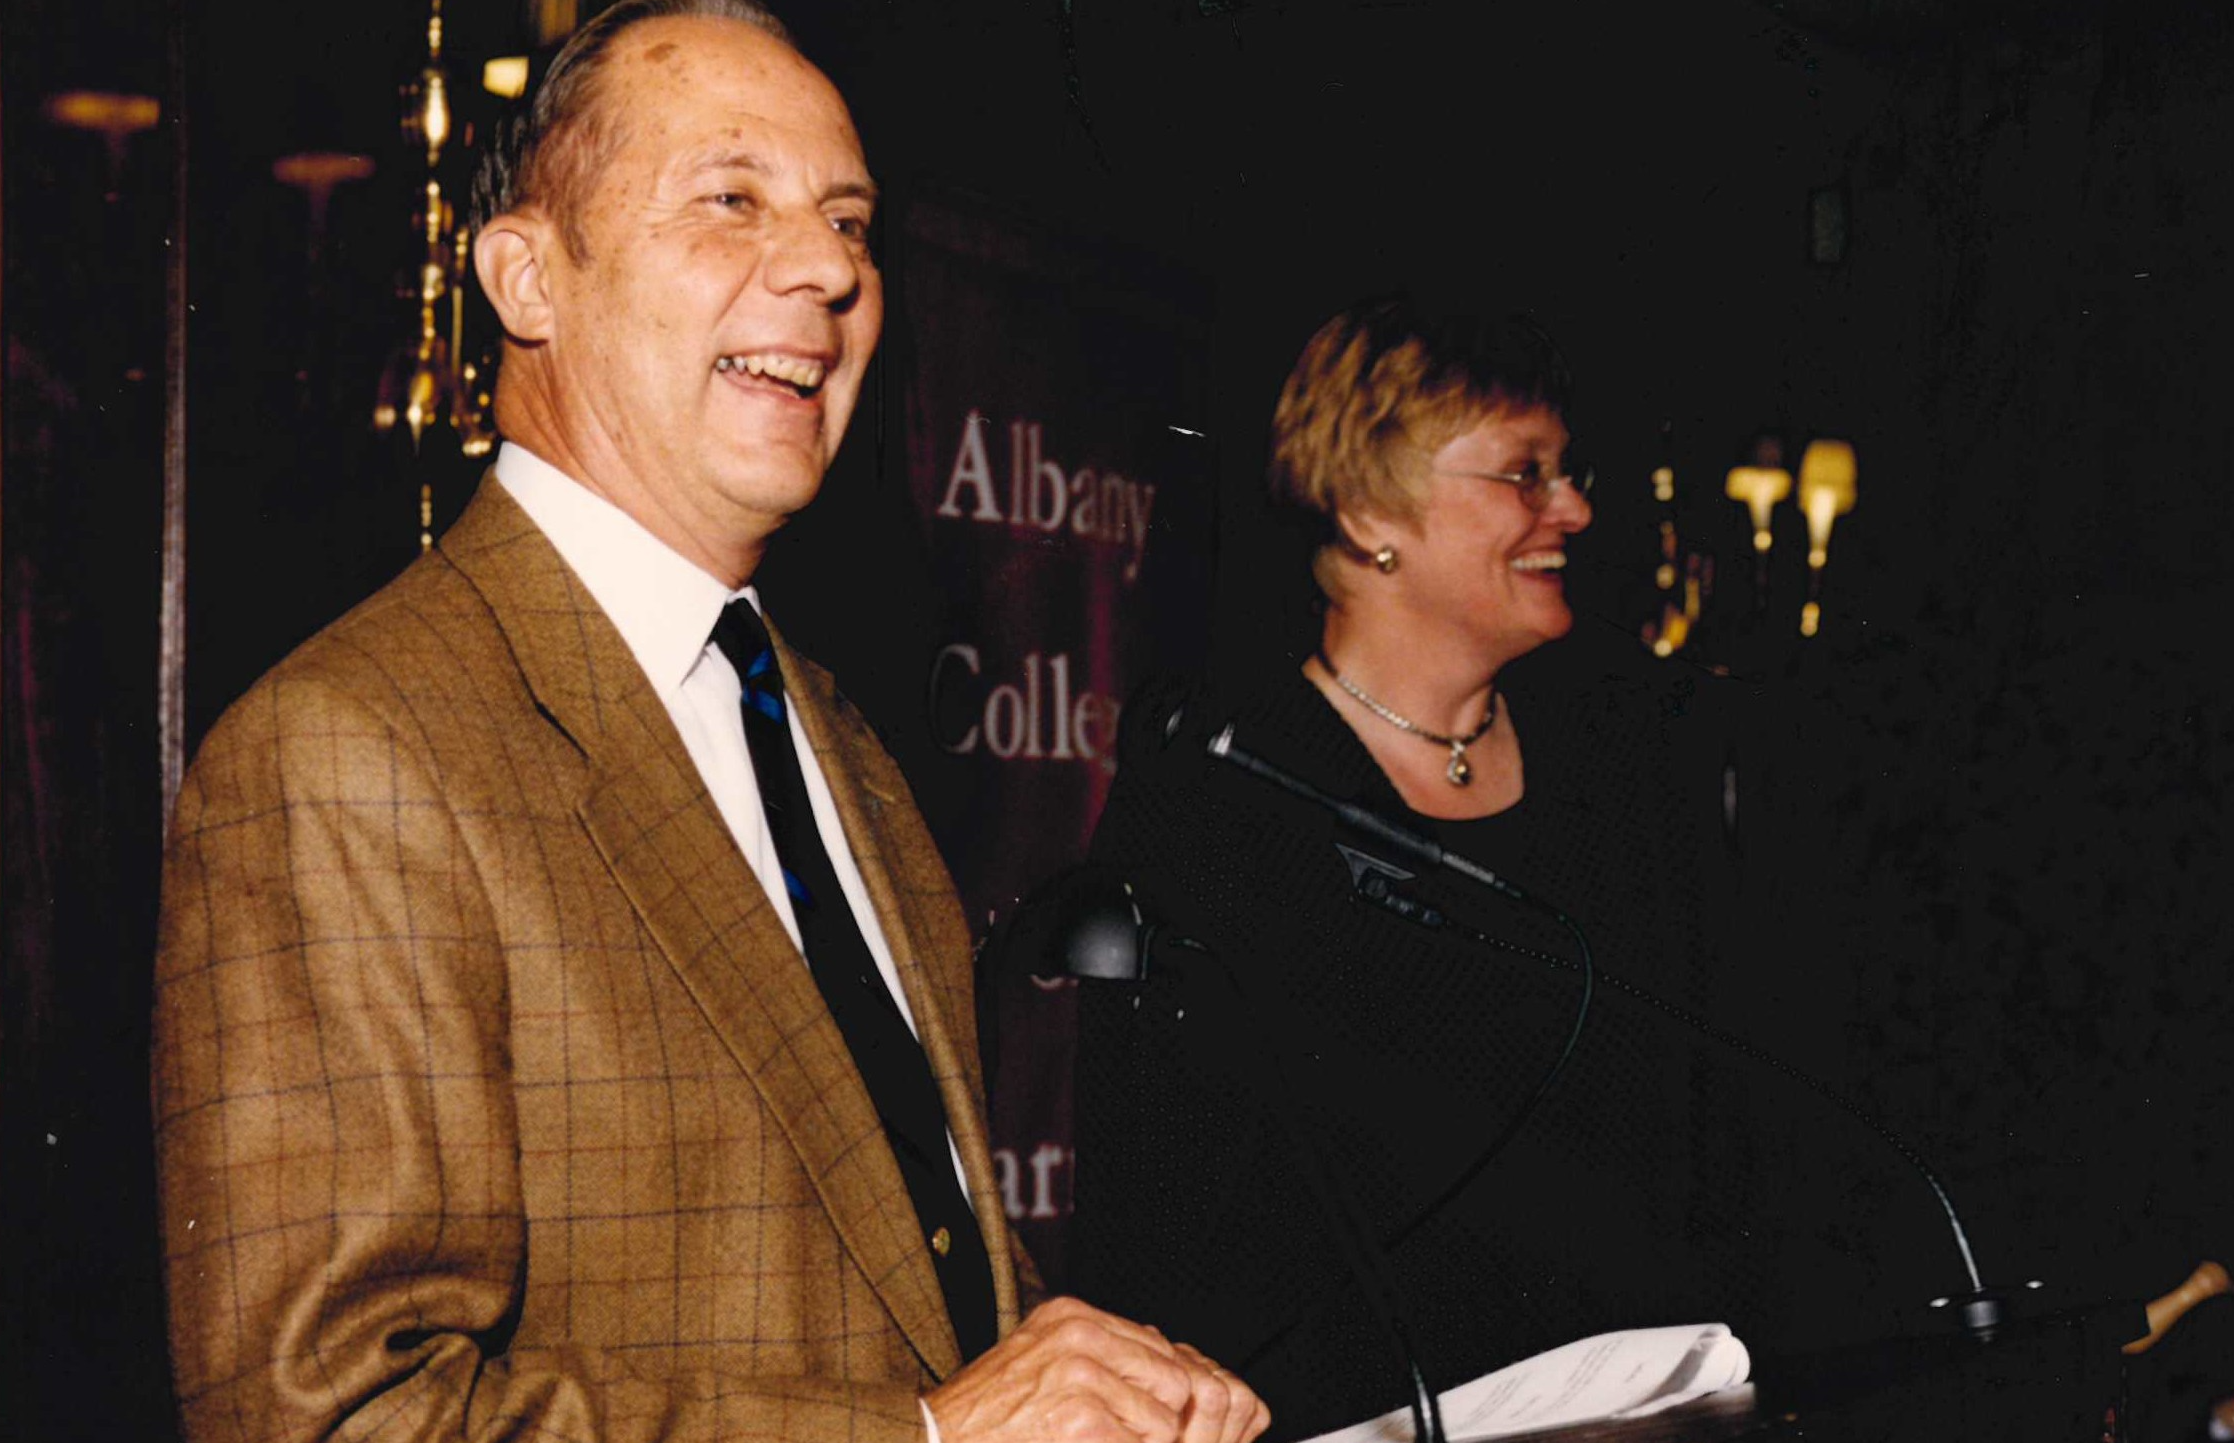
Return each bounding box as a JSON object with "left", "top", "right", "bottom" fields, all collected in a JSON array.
[
  {"left": 1510, "top": 552, "right": 1567, "bottom": 572},
  {"left": 714, "top": 353, "right": 828, "bottom": 390}
]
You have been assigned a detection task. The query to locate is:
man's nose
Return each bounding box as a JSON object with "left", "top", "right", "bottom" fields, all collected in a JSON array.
[{"left": 764, "top": 208, "right": 865, "bottom": 305}]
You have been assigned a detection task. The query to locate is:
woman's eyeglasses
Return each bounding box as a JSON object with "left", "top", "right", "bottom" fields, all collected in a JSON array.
[{"left": 1437, "top": 463, "right": 1596, "bottom": 512}]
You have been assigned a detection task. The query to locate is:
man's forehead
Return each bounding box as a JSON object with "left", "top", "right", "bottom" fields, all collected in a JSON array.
[
  {"left": 598, "top": 21, "right": 864, "bottom": 158},
  {"left": 608, "top": 15, "right": 826, "bottom": 99}
]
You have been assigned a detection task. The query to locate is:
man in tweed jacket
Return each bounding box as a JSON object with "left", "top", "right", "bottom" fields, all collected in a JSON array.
[{"left": 150, "top": 4, "right": 1267, "bottom": 1442}]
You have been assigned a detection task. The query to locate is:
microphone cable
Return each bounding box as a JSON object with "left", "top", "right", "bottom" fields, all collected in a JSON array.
[
  {"left": 1207, "top": 723, "right": 1599, "bottom": 1254},
  {"left": 1374, "top": 897, "right": 1596, "bottom": 1261},
  {"left": 1384, "top": 901, "right": 1988, "bottom": 1297}
]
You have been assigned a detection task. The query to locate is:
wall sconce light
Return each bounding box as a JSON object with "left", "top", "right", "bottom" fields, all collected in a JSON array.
[
  {"left": 483, "top": 56, "right": 531, "bottom": 100},
  {"left": 1724, "top": 464, "right": 1792, "bottom": 555},
  {"left": 273, "top": 151, "right": 376, "bottom": 239},
  {"left": 1796, "top": 438, "right": 1858, "bottom": 637},
  {"left": 43, "top": 89, "right": 160, "bottom": 199}
]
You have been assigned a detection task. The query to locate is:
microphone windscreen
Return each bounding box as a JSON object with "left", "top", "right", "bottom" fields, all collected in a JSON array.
[{"left": 984, "top": 862, "right": 1156, "bottom": 980}]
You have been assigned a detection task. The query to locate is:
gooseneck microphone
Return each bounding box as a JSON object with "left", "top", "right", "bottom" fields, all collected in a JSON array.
[{"left": 1206, "top": 725, "right": 1531, "bottom": 905}]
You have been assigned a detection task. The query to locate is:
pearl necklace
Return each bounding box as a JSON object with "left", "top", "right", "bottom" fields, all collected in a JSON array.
[{"left": 1319, "top": 656, "right": 1497, "bottom": 787}]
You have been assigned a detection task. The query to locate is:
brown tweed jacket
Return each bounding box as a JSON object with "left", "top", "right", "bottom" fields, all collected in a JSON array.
[{"left": 152, "top": 480, "right": 1024, "bottom": 1443}]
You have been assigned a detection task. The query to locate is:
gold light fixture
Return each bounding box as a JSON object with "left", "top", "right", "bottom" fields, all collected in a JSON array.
[
  {"left": 483, "top": 56, "right": 531, "bottom": 100},
  {"left": 273, "top": 151, "right": 376, "bottom": 236},
  {"left": 529, "top": 0, "right": 579, "bottom": 45},
  {"left": 1639, "top": 425, "right": 1710, "bottom": 657},
  {"left": 402, "top": 0, "right": 454, "bottom": 168},
  {"left": 1724, "top": 464, "right": 1792, "bottom": 554},
  {"left": 374, "top": 178, "right": 459, "bottom": 456},
  {"left": 43, "top": 90, "right": 160, "bottom": 198},
  {"left": 1652, "top": 465, "right": 1679, "bottom": 590},
  {"left": 374, "top": 0, "right": 498, "bottom": 546},
  {"left": 1795, "top": 438, "right": 1858, "bottom": 636},
  {"left": 1725, "top": 430, "right": 1795, "bottom": 624},
  {"left": 1642, "top": 553, "right": 1712, "bottom": 659},
  {"left": 43, "top": 89, "right": 159, "bottom": 134}
]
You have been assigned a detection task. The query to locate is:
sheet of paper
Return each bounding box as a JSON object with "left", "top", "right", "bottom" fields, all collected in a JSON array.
[{"left": 1301, "top": 1323, "right": 1751, "bottom": 1443}]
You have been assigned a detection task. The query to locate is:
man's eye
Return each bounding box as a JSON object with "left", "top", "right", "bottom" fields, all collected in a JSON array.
[
  {"left": 709, "top": 192, "right": 756, "bottom": 211},
  {"left": 830, "top": 214, "right": 871, "bottom": 241}
]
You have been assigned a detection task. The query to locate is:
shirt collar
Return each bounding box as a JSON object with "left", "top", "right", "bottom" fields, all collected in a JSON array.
[{"left": 494, "top": 441, "right": 756, "bottom": 695}]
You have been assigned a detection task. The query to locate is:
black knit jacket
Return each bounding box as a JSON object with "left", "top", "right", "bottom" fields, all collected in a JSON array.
[{"left": 1071, "top": 644, "right": 1949, "bottom": 1440}]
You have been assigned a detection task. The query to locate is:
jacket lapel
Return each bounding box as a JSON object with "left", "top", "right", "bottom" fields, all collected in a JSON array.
[
  {"left": 439, "top": 479, "right": 965, "bottom": 1377},
  {"left": 772, "top": 618, "right": 1024, "bottom": 1337}
]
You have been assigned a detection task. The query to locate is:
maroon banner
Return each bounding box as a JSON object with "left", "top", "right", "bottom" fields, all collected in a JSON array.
[{"left": 900, "top": 194, "right": 1215, "bottom": 1283}]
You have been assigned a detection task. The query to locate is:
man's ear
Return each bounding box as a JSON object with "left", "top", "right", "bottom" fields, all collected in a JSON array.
[{"left": 474, "top": 211, "right": 560, "bottom": 344}]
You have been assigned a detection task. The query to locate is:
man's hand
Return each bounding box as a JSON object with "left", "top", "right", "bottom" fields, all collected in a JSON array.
[{"left": 924, "top": 1296, "right": 1269, "bottom": 1443}]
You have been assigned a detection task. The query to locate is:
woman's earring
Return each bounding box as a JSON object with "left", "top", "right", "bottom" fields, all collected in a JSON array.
[{"left": 1373, "top": 545, "right": 1399, "bottom": 574}]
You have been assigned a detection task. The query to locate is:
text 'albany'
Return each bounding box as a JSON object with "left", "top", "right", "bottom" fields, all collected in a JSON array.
[{"left": 935, "top": 411, "right": 1158, "bottom": 582}]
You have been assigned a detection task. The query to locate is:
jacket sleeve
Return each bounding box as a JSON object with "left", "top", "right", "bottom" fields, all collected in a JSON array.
[{"left": 151, "top": 668, "right": 933, "bottom": 1443}]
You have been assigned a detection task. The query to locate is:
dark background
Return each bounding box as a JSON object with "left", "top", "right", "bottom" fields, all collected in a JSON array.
[{"left": 6, "top": 0, "right": 2231, "bottom": 1438}]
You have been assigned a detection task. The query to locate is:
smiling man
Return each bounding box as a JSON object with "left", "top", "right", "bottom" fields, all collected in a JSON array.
[{"left": 149, "top": 5, "right": 1265, "bottom": 1443}]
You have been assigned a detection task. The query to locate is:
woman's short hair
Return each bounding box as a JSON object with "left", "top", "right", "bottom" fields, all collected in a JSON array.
[
  {"left": 469, "top": 0, "right": 795, "bottom": 259},
  {"left": 1268, "top": 294, "right": 1572, "bottom": 596}
]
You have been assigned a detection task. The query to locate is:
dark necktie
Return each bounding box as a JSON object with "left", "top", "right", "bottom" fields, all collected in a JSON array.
[{"left": 709, "top": 599, "right": 996, "bottom": 1361}]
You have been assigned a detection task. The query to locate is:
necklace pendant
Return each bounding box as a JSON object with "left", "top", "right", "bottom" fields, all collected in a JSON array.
[{"left": 1320, "top": 655, "right": 1495, "bottom": 788}]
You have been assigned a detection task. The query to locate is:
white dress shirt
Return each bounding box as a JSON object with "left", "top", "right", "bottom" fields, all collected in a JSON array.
[{"left": 496, "top": 442, "right": 931, "bottom": 1027}]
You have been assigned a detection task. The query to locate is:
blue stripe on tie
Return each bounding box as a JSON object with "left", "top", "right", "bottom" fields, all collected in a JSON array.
[
  {"left": 783, "top": 867, "right": 814, "bottom": 908},
  {"left": 745, "top": 649, "right": 776, "bottom": 682},
  {"left": 749, "top": 688, "right": 786, "bottom": 722}
]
